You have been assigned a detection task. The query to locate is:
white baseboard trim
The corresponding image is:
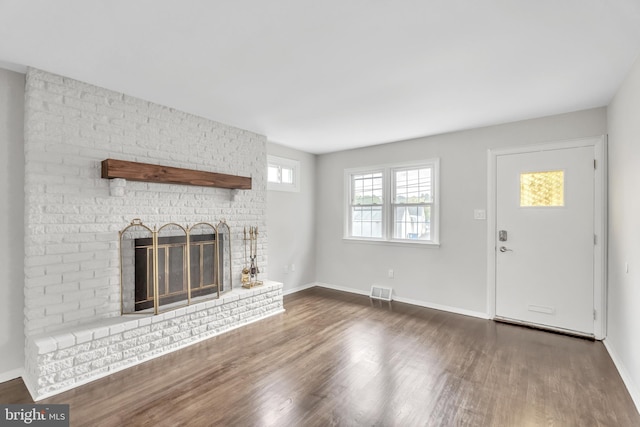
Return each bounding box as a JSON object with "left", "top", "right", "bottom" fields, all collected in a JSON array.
[
  {"left": 393, "top": 295, "right": 491, "bottom": 320},
  {"left": 283, "top": 282, "right": 317, "bottom": 296},
  {"left": 0, "top": 367, "right": 24, "bottom": 384},
  {"left": 315, "top": 282, "right": 490, "bottom": 320},
  {"left": 603, "top": 339, "right": 640, "bottom": 415},
  {"left": 315, "top": 282, "right": 369, "bottom": 296}
]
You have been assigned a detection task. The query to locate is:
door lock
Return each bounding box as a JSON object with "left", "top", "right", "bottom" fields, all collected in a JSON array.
[{"left": 498, "top": 230, "right": 508, "bottom": 242}]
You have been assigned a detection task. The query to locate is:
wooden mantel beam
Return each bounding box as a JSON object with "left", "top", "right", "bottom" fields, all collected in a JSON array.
[{"left": 101, "top": 159, "right": 252, "bottom": 190}]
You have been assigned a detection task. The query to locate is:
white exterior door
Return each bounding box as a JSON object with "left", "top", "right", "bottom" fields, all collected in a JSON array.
[{"left": 495, "top": 145, "right": 595, "bottom": 335}]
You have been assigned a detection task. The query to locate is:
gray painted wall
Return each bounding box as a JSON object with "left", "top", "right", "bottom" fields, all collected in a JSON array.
[
  {"left": 315, "top": 108, "right": 607, "bottom": 315},
  {"left": 607, "top": 54, "right": 640, "bottom": 409},
  {"left": 266, "top": 142, "right": 316, "bottom": 292},
  {"left": 0, "top": 68, "right": 25, "bottom": 380}
]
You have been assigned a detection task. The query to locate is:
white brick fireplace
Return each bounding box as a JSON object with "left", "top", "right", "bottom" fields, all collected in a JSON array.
[{"left": 22, "top": 68, "right": 283, "bottom": 399}]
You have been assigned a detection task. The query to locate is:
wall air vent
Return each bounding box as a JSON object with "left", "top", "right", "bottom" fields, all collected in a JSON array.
[{"left": 370, "top": 285, "right": 393, "bottom": 301}]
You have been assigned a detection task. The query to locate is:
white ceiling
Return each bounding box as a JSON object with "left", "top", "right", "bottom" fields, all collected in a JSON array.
[{"left": 1, "top": 1, "right": 640, "bottom": 154}]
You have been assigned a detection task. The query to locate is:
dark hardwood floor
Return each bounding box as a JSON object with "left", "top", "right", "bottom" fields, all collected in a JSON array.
[{"left": 1, "top": 287, "right": 638, "bottom": 426}]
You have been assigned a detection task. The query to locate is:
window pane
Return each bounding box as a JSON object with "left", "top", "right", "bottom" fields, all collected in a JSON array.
[
  {"left": 352, "top": 172, "right": 383, "bottom": 205},
  {"left": 268, "top": 165, "right": 280, "bottom": 183},
  {"left": 394, "top": 167, "right": 432, "bottom": 203},
  {"left": 520, "top": 170, "right": 564, "bottom": 207},
  {"left": 281, "top": 167, "right": 294, "bottom": 184},
  {"left": 352, "top": 221, "right": 362, "bottom": 237},
  {"left": 351, "top": 206, "right": 383, "bottom": 238},
  {"left": 393, "top": 205, "right": 431, "bottom": 240}
]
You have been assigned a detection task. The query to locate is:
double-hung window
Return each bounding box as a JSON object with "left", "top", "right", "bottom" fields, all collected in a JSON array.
[{"left": 345, "top": 160, "right": 439, "bottom": 245}]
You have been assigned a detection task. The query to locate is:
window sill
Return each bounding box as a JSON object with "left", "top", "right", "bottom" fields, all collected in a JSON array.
[{"left": 342, "top": 237, "right": 440, "bottom": 248}]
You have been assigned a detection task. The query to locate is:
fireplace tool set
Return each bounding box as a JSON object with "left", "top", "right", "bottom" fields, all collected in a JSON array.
[{"left": 242, "top": 226, "right": 263, "bottom": 288}]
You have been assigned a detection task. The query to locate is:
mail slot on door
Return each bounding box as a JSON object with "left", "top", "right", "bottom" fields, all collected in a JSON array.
[{"left": 499, "top": 230, "right": 508, "bottom": 242}]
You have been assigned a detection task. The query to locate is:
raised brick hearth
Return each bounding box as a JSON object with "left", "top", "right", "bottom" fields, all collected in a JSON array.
[{"left": 25, "top": 281, "right": 283, "bottom": 400}]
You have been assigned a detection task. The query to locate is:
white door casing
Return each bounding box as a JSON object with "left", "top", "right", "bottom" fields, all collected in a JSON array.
[{"left": 487, "top": 137, "right": 607, "bottom": 339}]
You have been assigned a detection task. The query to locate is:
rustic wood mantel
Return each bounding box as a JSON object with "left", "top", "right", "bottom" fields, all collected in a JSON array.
[{"left": 101, "top": 159, "right": 252, "bottom": 190}]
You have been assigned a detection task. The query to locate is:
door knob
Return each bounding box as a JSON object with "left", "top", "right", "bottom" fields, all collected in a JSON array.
[{"left": 499, "top": 246, "right": 513, "bottom": 252}]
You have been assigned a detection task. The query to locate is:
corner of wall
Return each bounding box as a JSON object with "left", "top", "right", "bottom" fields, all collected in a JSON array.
[
  {"left": 0, "top": 67, "right": 26, "bottom": 381},
  {"left": 604, "top": 51, "right": 640, "bottom": 416},
  {"left": 604, "top": 340, "right": 640, "bottom": 414}
]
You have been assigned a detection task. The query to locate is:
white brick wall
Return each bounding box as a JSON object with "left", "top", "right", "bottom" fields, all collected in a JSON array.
[{"left": 23, "top": 68, "right": 269, "bottom": 336}]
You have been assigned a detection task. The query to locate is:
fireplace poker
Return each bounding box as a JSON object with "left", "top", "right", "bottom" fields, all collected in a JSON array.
[
  {"left": 242, "top": 227, "right": 250, "bottom": 285},
  {"left": 249, "top": 227, "right": 256, "bottom": 279},
  {"left": 254, "top": 227, "right": 260, "bottom": 274}
]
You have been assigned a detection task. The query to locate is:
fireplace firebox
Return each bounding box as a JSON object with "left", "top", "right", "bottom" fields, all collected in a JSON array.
[{"left": 120, "top": 219, "right": 232, "bottom": 315}]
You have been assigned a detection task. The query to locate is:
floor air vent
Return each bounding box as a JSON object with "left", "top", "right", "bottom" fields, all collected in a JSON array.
[{"left": 370, "top": 285, "right": 393, "bottom": 301}]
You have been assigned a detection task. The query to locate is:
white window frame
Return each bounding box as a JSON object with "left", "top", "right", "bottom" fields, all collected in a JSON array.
[
  {"left": 344, "top": 159, "right": 440, "bottom": 246},
  {"left": 346, "top": 169, "right": 386, "bottom": 241},
  {"left": 267, "top": 155, "right": 300, "bottom": 192}
]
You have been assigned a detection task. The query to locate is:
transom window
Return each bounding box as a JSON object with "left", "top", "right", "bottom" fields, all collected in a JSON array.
[
  {"left": 345, "top": 160, "right": 439, "bottom": 244},
  {"left": 267, "top": 155, "right": 300, "bottom": 192}
]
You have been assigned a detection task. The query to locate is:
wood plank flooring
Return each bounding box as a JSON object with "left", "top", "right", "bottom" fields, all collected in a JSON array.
[{"left": 1, "top": 287, "right": 638, "bottom": 426}]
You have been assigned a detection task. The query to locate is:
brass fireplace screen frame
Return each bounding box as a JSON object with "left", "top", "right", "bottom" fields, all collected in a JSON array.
[{"left": 119, "top": 219, "right": 233, "bottom": 315}]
